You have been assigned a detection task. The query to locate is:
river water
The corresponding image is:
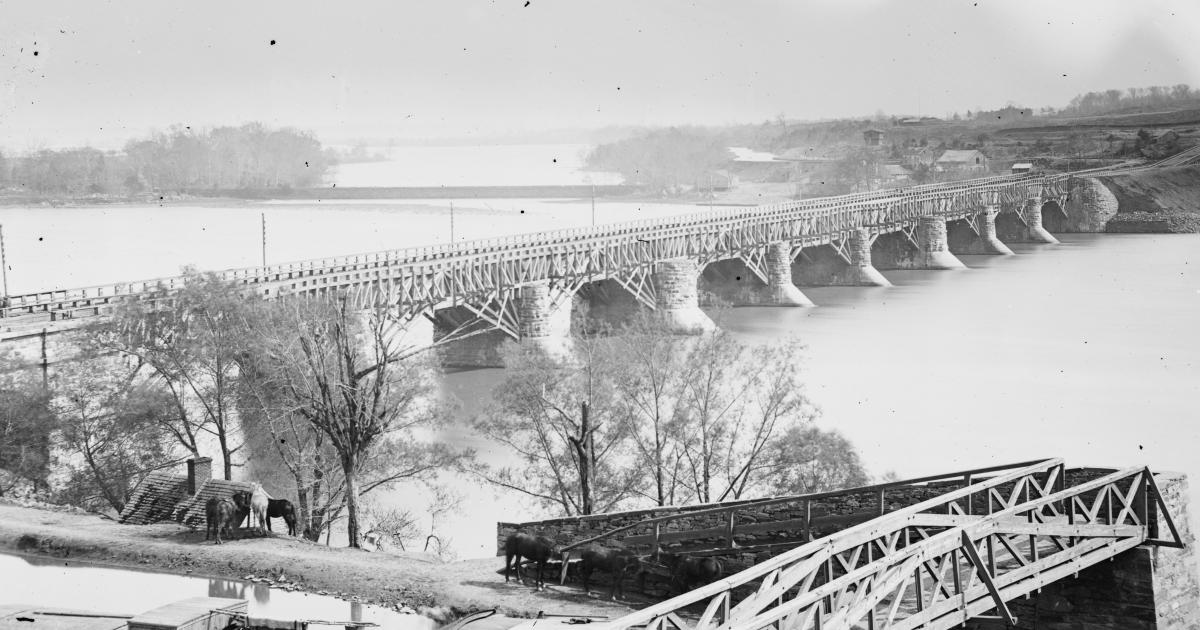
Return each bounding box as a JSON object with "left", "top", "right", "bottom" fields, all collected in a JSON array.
[
  {"left": 0, "top": 552, "right": 437, "bottom": 629},
  {"left": 0, "top": 145, "right": 1196, "bottom": 562}
]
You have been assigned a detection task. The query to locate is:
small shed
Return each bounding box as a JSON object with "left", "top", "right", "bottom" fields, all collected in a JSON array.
[
  {"left": 1011, "top": 162, "right": 1034, "bottom": 174},
  {"left": 863, "top": 128, "right": 886, "bottom": 147}
]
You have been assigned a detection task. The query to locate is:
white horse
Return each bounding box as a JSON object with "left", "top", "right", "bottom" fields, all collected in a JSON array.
[{"left": 250, "top": 483, "right": 271, "bottom": 534}]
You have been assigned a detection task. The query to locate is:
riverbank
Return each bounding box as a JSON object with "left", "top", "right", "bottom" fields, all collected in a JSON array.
[
  {"left": 1101, "top": 165, "right": 1200, "bottom": 233},
  {"left": 0, "top": 501, "right": 635, "bottom": 621}
]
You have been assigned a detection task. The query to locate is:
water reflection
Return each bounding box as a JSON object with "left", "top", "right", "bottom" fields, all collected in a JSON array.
[{"left": 0, "top": 553, "right": 432, "bottom": 630}]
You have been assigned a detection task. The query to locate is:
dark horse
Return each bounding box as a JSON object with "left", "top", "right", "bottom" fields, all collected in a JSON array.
[
  {"left": 504, "top": 532, "right": 555, "bottom": 590},
  {"left": 266, "top": 498, "right": 298, "bottom": 536},
  {"left": 205, "top": 497, "right": 237, "bottom": 545},
  {"left": 579, "top": 546, "right": 639, "bottom": 600},
  {"left": 230, "top": 491, "right": 253, "bottom": 530},
  {"left": 663, "top": 553, "right": 723, "bottom": 594}
]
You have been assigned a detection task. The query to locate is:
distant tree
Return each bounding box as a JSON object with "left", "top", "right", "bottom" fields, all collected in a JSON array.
[
  {"left": 762, "top": 426, "right": 871, "bottom": 495},
  {"left": 87, "top": 269, "right": 251, "bottom": 479},
  {"left": 0, "top": 361, "right": 56, "bottom": 495},
  {"left": 586, "top": 128, "right": 732, "bottom": 195},
  {"left": 242, "top": 297, "right": 462, "bottom": 548},
  {"left": 51, "top": 356, "right": 177, "bottom": 512},
  {"left": 473, "top": 334, "right": 639, "bottom": 516},
  {"left": 674, "top": 332, "right": 817, "bottom": 502}
]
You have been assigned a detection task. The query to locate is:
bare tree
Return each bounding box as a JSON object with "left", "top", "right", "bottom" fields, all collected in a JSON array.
[
  {"left": 52, "top": 356, "right": 178, "bottom": 512},
  {"left": 243, "top": 297, "right": 461, "bottom": 547},
  {"left": 473, "top": 335, "right": 639, "bottom": 515},
  {"left": 87, "top": 269, "right": 249, "bottom": 479}
]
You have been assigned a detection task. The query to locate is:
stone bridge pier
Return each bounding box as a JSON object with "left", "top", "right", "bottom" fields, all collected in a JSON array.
[
  {"left": 516, "top": 281, "right": 573, "bottom": 359},
  {"left": 699, "top": 242, "right": 814, "bottom": 307},
  {"left": 997, "top": 197, "right": 1060, "bottom": 244},
  {"left": 792, "top": 228, "right": 892, "bottom": 287},
  {"left": 948, "top": 205, "right": 1015, "bottom": 255},
  {"left": 654, "top": 258, "right": 716, "bottom": 333},
  {"left": 872, "top": 216, "right": 966, "bottom": 270}
]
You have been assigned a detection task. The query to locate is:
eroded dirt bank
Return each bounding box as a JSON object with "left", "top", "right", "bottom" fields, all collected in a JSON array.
[
  {"left": 1100, "top": 165, "right": 1200, "bottom": 233},
  {"left": 0, "top": 502, "right": 634, "bottom": 621}
]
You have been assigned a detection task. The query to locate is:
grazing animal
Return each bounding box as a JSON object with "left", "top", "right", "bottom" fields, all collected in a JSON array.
[
  {"left": 504, "top": 532, "right": 555, "bottom": 590},
  {"left": 205, "top": 497, "right": 237, "bottom": 544},
  {"left": 230, "top": 491, "right": 253, "bottom": 529},
  {"left": 250, "top": 483, "right": 270, "bottom": 534},
  {"left": 579, "top": 546, "right": 639, "bottom": 600},
  {"left": 663, "top": 553, "right": 723, "bottom": 594},
  {"left": 265, "top": 498, "right": 299, "bottom": 536}
]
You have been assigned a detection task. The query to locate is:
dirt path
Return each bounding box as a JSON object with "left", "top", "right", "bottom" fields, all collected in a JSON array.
[{"left": 0, "top": 502, "right": 639, "bottom": 621}]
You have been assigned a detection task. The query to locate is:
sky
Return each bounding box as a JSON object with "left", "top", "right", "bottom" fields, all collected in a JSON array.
[{"left": 1, "top": 0, "right": 1199, "bottom": 149}]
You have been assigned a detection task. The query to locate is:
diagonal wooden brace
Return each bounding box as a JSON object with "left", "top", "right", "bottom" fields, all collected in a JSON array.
[{"left": 961, "top": 531, "right": 1018, "bottom": 627}]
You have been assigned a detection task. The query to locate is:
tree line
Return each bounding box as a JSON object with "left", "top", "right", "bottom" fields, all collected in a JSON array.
[
  {"left": 472, "top": 314, "right": 869, "bottom": 516},
  {"left": 1062, "top": 85, "right": 1199, "bottom": 117},
  {"left": 0, "top": 123, "right": 333, "bottom": 197},
  {"left": 0, "top": 274, "right": 871, "bottom": 547},
  {"left": 0, "top": 270, "right": 459, "bottom": 548}
]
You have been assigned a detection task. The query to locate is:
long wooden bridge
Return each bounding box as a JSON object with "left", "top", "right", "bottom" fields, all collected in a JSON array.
[
  {"left": 3, "top": 148, "right": 1200, "bottom": 354},
  {"left": 504, "top": 459, "right": 1192, "bottom": 630}
]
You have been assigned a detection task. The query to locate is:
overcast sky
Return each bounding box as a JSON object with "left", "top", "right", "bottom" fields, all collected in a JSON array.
[{"left": 2, "top": 0, "right": 1199, "bottom": 149}]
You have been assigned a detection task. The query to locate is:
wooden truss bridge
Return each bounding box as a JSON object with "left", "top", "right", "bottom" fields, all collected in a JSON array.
[
  {"left": 557, "top": 458, "right": 1184, "bottom": 630},
  {"left": 4, "top": 146, "right": 1199, "bottom": 346}
]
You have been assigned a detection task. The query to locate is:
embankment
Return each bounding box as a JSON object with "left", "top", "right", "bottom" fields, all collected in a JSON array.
[
  {"left": 0, "top": 501, "right": 632, "bottom": 620},
  {"left": 1099, "top": 165, "right": 1200, "bottom": 233}
]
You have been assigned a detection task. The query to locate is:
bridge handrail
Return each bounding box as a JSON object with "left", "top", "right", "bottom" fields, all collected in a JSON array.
[
  {"left": 557, "top": 458, "right": 1058, "bottom": 553},
  {"left": 721, "top": 465, "right": 1156, "bottom": 630},
  {"left": 591, "top": 458, "right": 1064, "bottom": 630},
  {"left": 0, "top": 172, "right": 1069, "bottom": 311}
]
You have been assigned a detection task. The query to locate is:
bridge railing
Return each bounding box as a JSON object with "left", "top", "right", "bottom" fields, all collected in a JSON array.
[
  {"left": 594, "top": 459, "right": 1182, "bottom": 630},
  {"left": 588, "top": 458, "right": 1067, "bottom": 630},
  {"left": 719, "top": 465, "right": 1175, "bottom": 630},
  {"left": 556, "top": 459, "right": 1063, "bottom": 561},
  {"left": 0, "top": 169, "right": 1083, "bottom": 316}
]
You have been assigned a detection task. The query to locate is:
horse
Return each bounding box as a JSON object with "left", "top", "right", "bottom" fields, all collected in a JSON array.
[
  {"left": 265, "top": 498, "right": 298, "bottom": 536},
  {"left": 662, "top": 553, "right": 723, "bottom": 594},
  {"left": 230, "top": 491, "right": 253, "bottom": 530},
  {"left": 205, "top": 497, "right": 237, "bottom": 545},
  {"left": 250, "top": 483, "right": 270, "bottom": 534},
  {"left": 579, "top": 546, "right": 639, "bottom": 600},
  {"left": 504, "top": 532, "right": 555, "bottom": 590}
]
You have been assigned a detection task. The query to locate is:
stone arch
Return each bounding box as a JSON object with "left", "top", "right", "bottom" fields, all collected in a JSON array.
[
  {"left": 1039, "top": 199, "right": 1068, "bottom": 233},
  {"left": 1055, "top": 177, "right": 1119, "bottom": 232}
]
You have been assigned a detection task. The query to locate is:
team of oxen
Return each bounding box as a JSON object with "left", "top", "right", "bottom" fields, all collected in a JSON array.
[
  {"left": 205, "top": 482, "right": 299, "bottom": 544},
  {"left": 504, "top": 532, "right": 722, "bottom": 600}
]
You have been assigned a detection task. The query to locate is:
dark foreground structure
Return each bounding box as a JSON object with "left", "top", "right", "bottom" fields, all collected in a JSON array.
[{"left": 500, "top": 459, "right": 1198, "bottom": 630}]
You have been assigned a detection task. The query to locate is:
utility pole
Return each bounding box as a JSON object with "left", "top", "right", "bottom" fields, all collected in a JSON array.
[
  {"left": 590, "top": 184, "right": 596, "bottom": 227},
  {"left": 0, "top": 224, "right": 9, "bottom": 306},
  {"left": 450, "top": 201, "right": 455, "bottom": 243},
  {"left": 260, "top": 212, "right": 267, "bottom": 267}
]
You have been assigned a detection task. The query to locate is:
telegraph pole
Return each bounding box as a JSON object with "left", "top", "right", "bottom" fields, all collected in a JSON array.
[
  {"left": 260, "top": 212, "right": 267, "bottom": 267},
  {"left": 0, "top": 224, "right": 9, "bottom": 303},
  {"left": 450, "top": 201, "right": 455, "bottom": 243},
  {"left": 590, "top": 184, "right": 596, "bottom": 227}
]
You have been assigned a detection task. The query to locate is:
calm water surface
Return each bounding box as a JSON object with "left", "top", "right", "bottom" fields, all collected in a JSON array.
[
  {"left": 0, "top": 552, "right": 437, "bottom": 629},
  {"left": 435, "top": 233, "right": 1200, "bottom": 557}
]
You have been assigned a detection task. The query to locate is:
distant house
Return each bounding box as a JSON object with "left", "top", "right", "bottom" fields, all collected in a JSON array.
[
  {"left": 863, "top": 128, "right": 886, "bottom": 147},
  {"left": 881, "top": 164, "right": 911, "bottom": 183},
  {"left": 902, "top": 147, "right": 936, "bottom": 169},
  {"left": 935, "top": 149, "right": 990, "bottom": 172},
  {"left": 1011, "top": 162, "right": 1034, "bottom": 174},
  {"left": 119, "top": 457, "right": 254, "bottom": 528}
]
